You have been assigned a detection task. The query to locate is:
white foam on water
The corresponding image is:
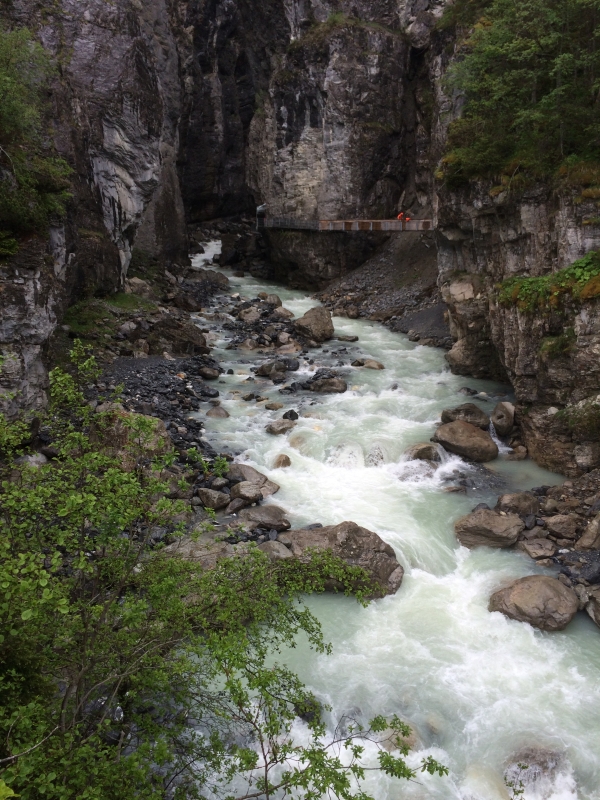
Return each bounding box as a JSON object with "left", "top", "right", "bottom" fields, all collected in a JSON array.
[{"left": 195, "top": 270, "right": 600, "bottom": 799}]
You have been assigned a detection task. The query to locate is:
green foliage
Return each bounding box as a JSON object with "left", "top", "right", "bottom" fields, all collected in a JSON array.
[
  {"left": 497, "top": 250, "right": 600, "bottom": 312},
  {"left": 559, "top": 396, "right": 600, "bottom": 440},
  {"left": 0, "top": 25, "right": 71, "bottom": 240},
  {"left": 539, "top": 328, "right": 576, "bottom": 359},
  {"left": 505, "top": 763, "right": 528, "bottom": 799},
  {"left": 0, "top": 232, "right": 17, "bottom": 256},
  {"left": 0, "top": 347, "right": 446, "bottom": 799},
  {"left": 439, "top": 0, "right": 600, "bottom": 188},
  {"left": 212, "top": 455, "right": 229, "bottom": 478}
]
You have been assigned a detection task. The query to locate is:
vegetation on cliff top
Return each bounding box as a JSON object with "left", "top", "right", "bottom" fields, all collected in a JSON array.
[
  {"left": 0, "top": 24, "right": 71, "bottom": 253},
  {"left": 497, "top": 251, "right": 600, "bottom": 312},
  {"left": 0, "top": 346, "right": 446, "bottom": 798},
  {"left": 439, "top": 0, "right": 600, "bottom": 193}
]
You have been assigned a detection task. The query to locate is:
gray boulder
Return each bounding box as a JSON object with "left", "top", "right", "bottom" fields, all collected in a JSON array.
[
  {"left": 576, "top": 514, "right": 600, "bottom": 550},
  {"left": 489, "top": 575, "right": 578, "bottom": 631},
  {"left": 403, "top": 443, "right": 441, "bottom": 463},
  {"left": 257, "top": 540, "right": 293, "bottom": 560},
  {"left": 496, "top": 492, "right": 539, "bottom": 517},
  {"left": 441, "top": 403, "right": 490, "bottom": 430},
  {"left": 545, "top": 514, "right": 579, "bottom": 539},
  {"left": 294, "top": 306, "right": 334, "bottom": 342},
  {"left": 454, "top": 508, "right": 524, "bottom": 548},
  {"left": 239, "top": 504, "right": 291, "bottom": 532},
  {"left": 307, "top": 376, "right": 347, "bottom": 393},
  {"left": 491, "top": 401, "right": 515, "bottom": 436},
  {"left": 432, "top": 420, "right": 498, "bottom": 462},
  {"left": 278, "top": 521, "right": 404, "bottom": 597},
  {"left": 196, "top": 488, "right": 230, "bottom": 510},
  {"left": 228, "top": 463, "right": 280, "bottom": 498},
  {"left": 229, "top": 481, "right": 263, "bottom": 504},
  {"left": 266, "top": 419, "right": 296, "bottom": 435},
  {"left": 206, "top": 406, "right": 230, "bottom": 418},
  {"left": 517, "top": 539, "right": 556, "bottom": 559}
]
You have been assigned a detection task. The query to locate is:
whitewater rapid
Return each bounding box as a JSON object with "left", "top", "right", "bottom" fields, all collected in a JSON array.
[{"left": 192, "top": 260, "right": 600, "bottom": 800}]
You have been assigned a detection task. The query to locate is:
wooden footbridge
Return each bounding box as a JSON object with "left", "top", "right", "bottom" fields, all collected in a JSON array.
[{"left": 256, "top": 216, "right": 433, "bottom": 232}]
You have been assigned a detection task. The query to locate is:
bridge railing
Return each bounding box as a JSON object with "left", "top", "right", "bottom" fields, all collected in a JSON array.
[{"left": 257, "top": 217, "right": 432, "bottom": 232}]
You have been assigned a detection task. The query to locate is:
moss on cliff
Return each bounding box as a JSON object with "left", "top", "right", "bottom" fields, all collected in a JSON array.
[{"left": 497, "top": 251, "right": 600, "bottom": 312}]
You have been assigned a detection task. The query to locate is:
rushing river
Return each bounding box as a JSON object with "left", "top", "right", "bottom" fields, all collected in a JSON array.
[{"left": 190, "top": 254, "right": 600, "bottom": 800}]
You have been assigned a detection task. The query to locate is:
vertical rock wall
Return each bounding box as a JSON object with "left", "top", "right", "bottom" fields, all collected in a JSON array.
[{"left": 1, "top": 0, "right": 190, "bottom": 415}]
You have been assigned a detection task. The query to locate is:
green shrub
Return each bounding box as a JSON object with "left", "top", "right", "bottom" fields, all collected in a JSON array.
[
  {"left": 497, "top": 251, "right": 600, "bottom": 312},
  {"left": 0, "top": 346, "right": 447, "bottom": 799},
  {"left": 559, "top": 396, "right": 600, "bottom": 440},
  {"left": 0, "top": 25, "right": 71, "bottom": 244},
  {"left": 539, "top": 328, "right": 576, "bottom": 358}
]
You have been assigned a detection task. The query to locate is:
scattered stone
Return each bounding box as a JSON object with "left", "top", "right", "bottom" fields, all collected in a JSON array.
[
  {"left": 230, "top": 481, "right": 263, "bottom": 504},
  {"left": 199, "top": 367, "right": 220, "bottom": 380},
  {"left": 491, "top": 401, "right": 515, "bottom": 436},
  {"left": 517, "top": 539, "right": 557, "bottom": 559},
  {"left": 228, "top": 463, "right": 280, "bottom": 497},
  {"left": 266, "top": 293, "right": 282, "bottom": 307},
  {"left": 196, "top": 488, "right": 230, "bottom": 510},
  {"left": 238, "top": 307, "right": 261, "bottom": 324},
  {"left": 266, "top": 419, "right": 296, "bottom": 435},
  {"left": 258, "top": 540, "right": 293, "bottom": 560},
  {"left": 239, "top": 505, "right": 291, "bottom": 531},
  {"left": 273, "top": 454, "right": 292, "bottom": 468},
  {"left": 272, "top": 307, "right": 295, "bottom": 320},
  {"left": 495, "top": 492, "right": 539, "bottom": 517},
  {"left": 294, "top": 306, "right": 334, "bottom": 342},
  {"left": 265, "top": 402, "right": 283, "bottom": 411},
  {"left": 576, "top": 514, "right": 600, "bottom": 549},
  {"left": 441, "top": 403, "right": 490, "bottom": 430},
  {"left": 206, "top": 406, "right": 229, "bottom": 418},
  {"left": 488, "top": 575, "right": 578, "bottom": 631},
  {"left": 337, "top": 335, "right": 359, "bottom": 342},
  {"left": 278, "top": 521, "right": 404, "bottom": 597},
  {"left": 282, "top": 409, "right": 298, "bottom": 420},
  {"left": 403, "top": 442, "right": 441, "bottom": 462},
  {"left": 454, "top": 508, "right": 524, "bottom": 548},
  {"left": 545, "top": 514, "right": 579, "bottom": 539},
  {"left": 363, "top": 359, "right": 385, "bottom": 370},
  {"left": 432, "top": 420, "right": 499, "bottom": 462}
]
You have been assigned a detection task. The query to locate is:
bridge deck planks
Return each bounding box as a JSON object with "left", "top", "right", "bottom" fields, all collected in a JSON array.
[{"left": 258, "top": 218, "right": 432, "bottom": 232}]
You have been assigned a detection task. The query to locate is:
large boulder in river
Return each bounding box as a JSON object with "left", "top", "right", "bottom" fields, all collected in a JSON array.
[
  {"left": 266, "top": 419, "right": 296, "bottom": 435},
  {"left": 489, "top": 575, "right": 578, "bottom": 631},
  {"left": 303, "top": 368, "right": 347, "bottom": 394},
  {"left": 294, "top": 306, "right": 334, "bottom": 342},
  {"left": 403, "top": 442, "right": 441, "bottom": 462},
  {"left": 441, "top": 403, "right": 490, "bottom": 430},
  {"left": 491, "top": 401, "right": 515, "bottom": 436},
  {"left": 278, "top": 521, "right": 404, "bottom": 597},
  {"left": 454, "top": 508, "right": 524, "bottom": 548},
  {"left": 431, "top": 420, "right": 498, "bottom": 462}
]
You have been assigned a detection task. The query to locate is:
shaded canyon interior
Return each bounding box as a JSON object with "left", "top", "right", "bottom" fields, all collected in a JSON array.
[{"left": 3, "top": 0, "right": 600, "bottom": 477}]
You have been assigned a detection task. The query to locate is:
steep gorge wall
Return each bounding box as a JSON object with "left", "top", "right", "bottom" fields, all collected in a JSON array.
[
  {"left": 436, "top": 185, "right": 600, "bottom": 475},
  {"left": 2, "top": 0, "right": 189, "bottom": 414}
]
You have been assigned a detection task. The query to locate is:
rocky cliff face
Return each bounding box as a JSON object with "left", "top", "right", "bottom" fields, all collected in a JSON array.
[
  {"left": 4, "top": 0, "right": 600, "bottom": 480},
  {"left": 436, "top": 185, "right": 600, "bottom": 475},
  {"left": 1, "top": 0, "right": 189, "bottom": 414}
]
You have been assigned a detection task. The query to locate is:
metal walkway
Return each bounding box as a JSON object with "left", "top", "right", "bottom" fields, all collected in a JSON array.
[{"left": 257, "top": 217, "right": 433, "bottom": 232}]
